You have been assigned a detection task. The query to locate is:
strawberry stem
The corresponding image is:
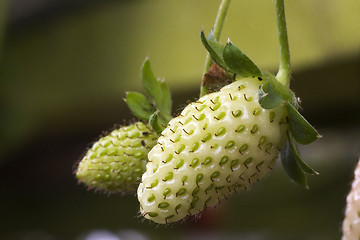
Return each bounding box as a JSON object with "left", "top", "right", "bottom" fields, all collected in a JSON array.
[
  {"left": 275, "top": 0, "right": 291, "bottom": 87},
  {"left": 201, "top": 0, "right": 231, "bottom": 97}
]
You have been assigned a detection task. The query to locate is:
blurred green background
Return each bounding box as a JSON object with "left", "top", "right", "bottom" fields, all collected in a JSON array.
[{"left": 0, "top": 0, "right": 359, "bottom": 239}]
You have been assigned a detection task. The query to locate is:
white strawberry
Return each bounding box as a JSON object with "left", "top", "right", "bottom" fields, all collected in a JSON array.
[
  {"left": 342, "top": 158, "right": 360, "bottom": 240},
  {"left": 137, "top": 77, "right": 288, "bottom": 223},
  {"left": 76, "top": 122, "right": 158, "bottom": 194},
  {"left": 75, "top": 58, "right": 172, "bottom": 194}
]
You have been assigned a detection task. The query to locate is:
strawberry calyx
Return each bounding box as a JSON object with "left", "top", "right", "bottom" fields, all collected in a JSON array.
[
  {"left": 202, "top": 63, "right": 233, "bottom": 94},
  {"left": 200, "top": 30, "right": 320, "bottom": 187},
  {"left": 125, "top": 58, "right": 173, "bottom": 134},
  {"left": 76, "top": 59, "right": 171, "bottom": 194}
]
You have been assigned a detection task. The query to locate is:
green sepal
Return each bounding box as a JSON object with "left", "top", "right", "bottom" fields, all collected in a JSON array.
[
  {"left": 286, "top": 102, "right": 321, "bottom": 145},
  {"left": 206, "top": 30, "right": 217, "bottom": 42},
  {"left": 280, "top": 138, "right": 308, "bottom": 188},
  {"left": 125, "top": 92, "right": 156, "bottom": 121},
  {"left": 288, "top": 133, "right": 319, "bottom": 175},
  {"left": 200, "top": 30, "right": 228, "bottom": 71},
  {"left": 149, "top": 111, "right": 168, "bottom": 135},
  {"left": 258, "top": 73, "right": 293, "bottom": 109},
  {"left": 223, "top": 41, "right": 262, "bottom": 77},
  {"left": 157, "top": 80, "right": 172, "bottom": 116},
  {"left": 141, "top": 59, "right": 172, "bottom": 115}
]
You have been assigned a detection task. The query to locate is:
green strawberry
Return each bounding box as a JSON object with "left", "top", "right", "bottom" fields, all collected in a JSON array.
[
  {"left": 342, "top": 158, "right": 360, "bottom": 240},
  {"left": 137, "top": 77, "right": 288, "bottom": 223},
  {"left": 76, "top": 121, "right": 158, "bottom": 193}
]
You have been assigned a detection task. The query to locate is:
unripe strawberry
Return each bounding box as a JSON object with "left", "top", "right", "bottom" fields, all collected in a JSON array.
[
  {"left": 137, "top": 77, "right": 288, "bottom": 223},
  {"left": 342, "top": 158, "right": 360, "bottom": 240},
  {"left": 76, "top": 122, "right": 158, "bottom": 193}
]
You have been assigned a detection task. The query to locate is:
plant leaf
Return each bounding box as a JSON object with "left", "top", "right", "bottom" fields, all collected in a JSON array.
[
  {"left": 286, "top": 102, "right": 321, "bottom": 145},
  {"left": 258, "top": 73, "right": 293, "bottom": 109},
  {"left": 280, "top": 140, "right": 308, "bottom": 188},
  {"left": 288, "top": 133, "right": 319, "bottom": 175},
  {"left": 258, "top": 84, "right": 283, "bottom": 109},
  {"left": 207, "top": 29, "right": 217, "bottom": 42},
  {"left": 223, "top": 41, "right": 262, "bottom": 77},
  {"left": 158, "top": 80, "right": 172, "bottom": 115},
  {"left": 125, "top": 92, "right": 155, "bottom": 121},
  {"left": 141, "top": 59, "right": 172, "bottom": 115},
  {"left": 200, "top": 30, "right": 228, "bottom": 71},
  {"left": 149, "top": 111, "right": 167, "bottom": 135}
]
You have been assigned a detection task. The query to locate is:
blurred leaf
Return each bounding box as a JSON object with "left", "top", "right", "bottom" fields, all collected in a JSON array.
[
  {"left": 223, "top": 41, "right": 262, "bottom": 77},
  {"left": 259, "top": 73, "right": 292, "bottom": 109},
  {"left": 125, "top": 91, "right": 155, "bottom": 121},
  {"left": 149, "top": 111, "right": 164, "bottom": 135},
  {"left": 158, "top": 80, "right": 172, "bottom": 115},
  {"left": 286, "top": 102, "right": 321, "bottom": 145},
  {"left": 141, "top": 59, "right": 172, "bottom": 115}
]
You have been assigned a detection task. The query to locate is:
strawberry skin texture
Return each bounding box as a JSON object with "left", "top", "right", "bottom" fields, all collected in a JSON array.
[
  {"left": 137, "top": 77, "right": 288, "bottom": 223},
  {"left": 76, "top": 122, "right": 158, "bottom": 193},
  {"left": 343, "top": 158, "right": 360, "bottom": 240}
]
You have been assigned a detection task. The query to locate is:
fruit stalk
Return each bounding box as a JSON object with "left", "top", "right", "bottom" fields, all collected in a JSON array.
[
  {"left": 201, "top": 0, "right": 231, "bottom": 97},
  {"left": 275, "top": 0, "right": 291, "bottom": 87}
]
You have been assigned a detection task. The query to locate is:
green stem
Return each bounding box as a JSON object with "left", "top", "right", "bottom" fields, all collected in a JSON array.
[
  {"left": 200, "top": 0, "right": 231, "bottom": 97},
  {"left": 275, "top": 0, "right": 291, "bottom": 87}
]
